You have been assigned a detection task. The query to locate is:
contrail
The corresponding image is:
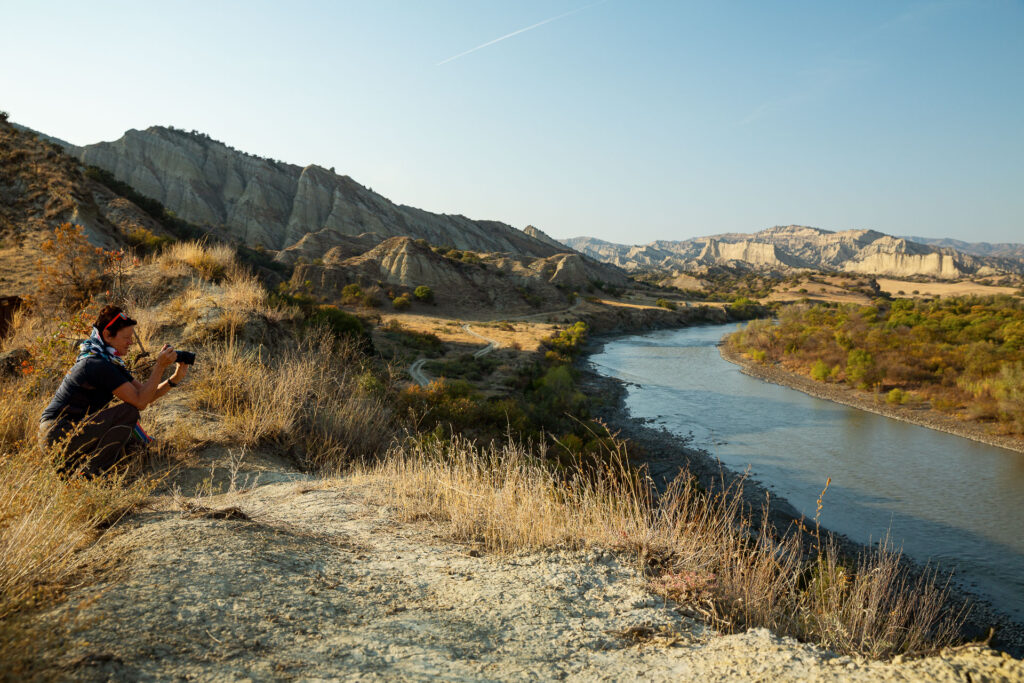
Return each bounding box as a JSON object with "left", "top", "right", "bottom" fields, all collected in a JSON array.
[{"left": 436, "top": 1, "right": 606, "bottom": 66}]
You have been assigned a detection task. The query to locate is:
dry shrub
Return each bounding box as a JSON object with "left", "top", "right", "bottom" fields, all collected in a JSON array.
[
  {"left": 162, "top": 241, "right": 237, "bottom": 282},
  {"left": 219, "top": 270, "right": 267, "bottom": 312},
  {"left": 360, "top": 436, "right": 965, "bottom": 659},
  {"left": 188, "top": 330, "right": 393, "bottom": 470}
]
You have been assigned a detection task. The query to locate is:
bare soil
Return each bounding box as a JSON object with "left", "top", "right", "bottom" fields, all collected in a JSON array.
[{"left": 876, "top": 278, "right": 1021, "bottom": 299}]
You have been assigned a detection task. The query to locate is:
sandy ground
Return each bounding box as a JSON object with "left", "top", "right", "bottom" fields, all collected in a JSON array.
[
  {"left": 38, "top": 451, "right": 1024, "bottom": 682},
  {"left": 876, "top": 278, "right": 1021, "bottom": 299}
]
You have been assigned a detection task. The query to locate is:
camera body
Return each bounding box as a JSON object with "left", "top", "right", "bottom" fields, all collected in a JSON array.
[{"left": 175, "top": 350, "right": 197, "bottom": 365}]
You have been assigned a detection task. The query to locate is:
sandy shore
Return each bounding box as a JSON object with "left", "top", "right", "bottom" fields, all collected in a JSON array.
[{"left": 718, "top": 344, "right": 1024, "bottom": 456}]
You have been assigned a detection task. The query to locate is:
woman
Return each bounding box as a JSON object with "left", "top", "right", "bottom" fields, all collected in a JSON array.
[{"left": 39, "top": 305, "right": 188, "bottom": 476}]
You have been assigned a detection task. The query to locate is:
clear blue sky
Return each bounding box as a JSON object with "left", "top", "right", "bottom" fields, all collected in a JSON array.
[{"left": 2, "top": 1, "right": 1021, "bottom": 244}]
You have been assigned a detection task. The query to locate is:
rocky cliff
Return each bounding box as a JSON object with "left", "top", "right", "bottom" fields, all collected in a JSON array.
[
  {"left": 70, "top": 127, "right": 566, "bottom": 258},
  {"left": 565, "top": 225, "right": 1024, "bottom": 279}
]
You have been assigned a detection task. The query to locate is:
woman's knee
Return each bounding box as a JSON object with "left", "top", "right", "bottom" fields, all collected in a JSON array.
[{"left": 110, "top": 402, "right": 140, "bottom": 425}]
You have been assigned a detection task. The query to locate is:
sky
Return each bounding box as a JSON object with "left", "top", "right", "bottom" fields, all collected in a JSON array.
[{"left": 1, "top": 1, "right": 1022, "bottom": 245}]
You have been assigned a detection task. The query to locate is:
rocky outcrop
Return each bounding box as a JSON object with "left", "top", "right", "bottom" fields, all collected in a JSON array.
[
  {"left": 522, "top": 224, "right": 568, "bottom": 251},
  {"left": 71, "top": 127, "right": 567, "bottom": 258},
  {"left": 293, "top": 237, "right": 625, "bottom": 311},
  {"left": 565, "top": 225, "right": 1024, "bottom": 279}
]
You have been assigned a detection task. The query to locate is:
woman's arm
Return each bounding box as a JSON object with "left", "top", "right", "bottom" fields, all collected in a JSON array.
[{"left": 113, "top": 345, "right": 178, "bottom": 410}]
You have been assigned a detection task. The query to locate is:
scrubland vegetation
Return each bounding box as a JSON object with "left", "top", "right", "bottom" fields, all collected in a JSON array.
[
  {"left": 0, "top": 226, "right": 976, "bottom": 673},
  {"left": 728, "top": 296, "right": 1024, "bottom": 434}
]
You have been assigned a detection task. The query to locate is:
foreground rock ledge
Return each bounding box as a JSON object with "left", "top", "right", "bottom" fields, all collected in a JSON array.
[{"left": 45, "top": 468, "right": 1024, "bottom": 681}]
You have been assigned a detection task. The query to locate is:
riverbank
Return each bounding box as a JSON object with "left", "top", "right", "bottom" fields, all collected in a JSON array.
[
  {"left": 580, "top": 326, "right": 1024, "bottom": 657},
  {"left": 718, "top": 344, "right": 1024, "bottom": 456}
]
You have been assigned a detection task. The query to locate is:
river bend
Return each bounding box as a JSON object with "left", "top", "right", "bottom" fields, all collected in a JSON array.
[{"left": 590, "top": 324, "right": 1024, "bottom": 620}]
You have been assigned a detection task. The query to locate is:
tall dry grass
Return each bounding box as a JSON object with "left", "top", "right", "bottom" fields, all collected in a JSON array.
[
  {"left": 0, "top": 375, "right": 154, "bottom": 676},
  {"left": 188, "top": 329, "right": 394, "bottom": 471},
  {"left": 360, "top": 436, "right": 965, "bottom": 659},
  {"left": 161, "top": 241, "right": 237, "bottom": 282}
]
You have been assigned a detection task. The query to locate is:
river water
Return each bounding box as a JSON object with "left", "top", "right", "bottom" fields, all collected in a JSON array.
[{"left": 590, "top": 323, "right": 1024, "bottom": 621}]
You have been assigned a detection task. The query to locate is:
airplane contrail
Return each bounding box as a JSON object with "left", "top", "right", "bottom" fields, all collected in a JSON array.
[{"left": 436, "top": 1, "right": 606, "bottom": 66}]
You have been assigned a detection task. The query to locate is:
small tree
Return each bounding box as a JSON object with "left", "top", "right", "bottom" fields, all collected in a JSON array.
[
  {"left": 35, "top": 223, "right": 115, "bottom": 309},
  {"left": 413, "top": 285, "right": 434, "bottom": 303}
]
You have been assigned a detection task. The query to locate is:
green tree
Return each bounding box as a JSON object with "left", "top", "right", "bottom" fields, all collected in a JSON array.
[{"left": 846, "top": 349, "right": 877, "bottom": 387}]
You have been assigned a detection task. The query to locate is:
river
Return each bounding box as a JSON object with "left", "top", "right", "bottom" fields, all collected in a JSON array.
[{"left": 589, "top": 323, "right": 1024, "bottom": 621}]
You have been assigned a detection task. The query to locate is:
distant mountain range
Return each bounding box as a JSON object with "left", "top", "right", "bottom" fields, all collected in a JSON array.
[
  {"left": 9, "top": 120, "right": 1020, "bottom": 289},
  {"left": 564, "top": 226, "right": 1024, "bottom": 279}
]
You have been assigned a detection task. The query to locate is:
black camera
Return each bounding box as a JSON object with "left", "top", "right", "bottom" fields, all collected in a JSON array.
[{"left": 175, "top": 350, "right": 197, "bottom": 365}]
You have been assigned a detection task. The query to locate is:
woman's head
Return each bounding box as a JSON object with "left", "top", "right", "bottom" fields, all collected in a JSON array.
[{"left": 95, "top": 305, "right": 138, "bottom": 355}]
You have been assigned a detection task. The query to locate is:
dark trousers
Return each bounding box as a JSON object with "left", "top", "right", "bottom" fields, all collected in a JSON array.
[{"left": 40, "top": 402, "right": 142, "bottom": 477}]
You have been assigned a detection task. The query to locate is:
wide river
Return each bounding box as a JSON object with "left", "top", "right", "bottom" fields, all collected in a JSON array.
[{"left": 590, "top": 323, "right": 1024, "bottom": 621}]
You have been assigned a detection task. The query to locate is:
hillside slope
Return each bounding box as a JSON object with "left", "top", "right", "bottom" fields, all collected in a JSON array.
[
  {"left": 0, "top": 118, "right": 177, "bottom": 296},
  {"left": 69, "top": 127, "right": 567, "bottom": 258}
]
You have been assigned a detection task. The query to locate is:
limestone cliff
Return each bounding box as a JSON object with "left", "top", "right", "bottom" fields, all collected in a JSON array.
[{"left": 697, "top": 239, "right": 809, "bottom": 270}]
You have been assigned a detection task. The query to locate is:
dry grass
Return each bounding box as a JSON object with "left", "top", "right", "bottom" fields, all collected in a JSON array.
[
  {"left": 358, "top": 436, "right": 965, "bottom": 659},
  {"left": 188, "top": 330, "right": 394, "bottom": 470},
  {"left": 0, "top": 377, "right": 154, "bottom": 677},
  {"left": 162, "top": 241, "right": 237, "bottom": 282}
]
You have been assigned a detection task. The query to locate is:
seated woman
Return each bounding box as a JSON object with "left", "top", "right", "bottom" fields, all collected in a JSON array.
[{"left": 38, "top": 305, "right": 188, "bottom": 476}]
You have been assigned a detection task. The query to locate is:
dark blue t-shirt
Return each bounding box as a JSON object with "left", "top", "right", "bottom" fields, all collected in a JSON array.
[{"left": 40, "top": 356, "right": 134, "bottom": 423}]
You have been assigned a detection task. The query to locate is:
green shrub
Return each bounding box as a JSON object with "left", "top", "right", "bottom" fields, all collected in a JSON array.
[
  {"left": 729, "top": 297, "right": 762, "bottom": 320},
  {"left": 340, "top": 283, "right": 363, "bottom": 305},
  {"left": 125, "top": 226, "right": 174, "bottom": 254},
  {"left": 392, "top": 295, "right": 411, "bottom": 310},
  {"left": 810, "top": 360, "right": 830, "bottom": 381},
  {"left": 413, "top": 285, "right": 434, "bottom": 303},
  {"left": 886, "top": 388, "right": 906, "bottom": 405},
  {"left": 307, "top": 306, "right": 373, "bottom": 353},
  {"left": 655, "top": 298, "right": 677, "bottom": 311},
  {"left": 846, "top": 349, "right": 877, "bottom": 387}
]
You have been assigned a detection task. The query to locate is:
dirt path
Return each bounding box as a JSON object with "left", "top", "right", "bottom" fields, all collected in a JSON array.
[
  {"left": 461, "top": 323, "right": 499, "bottom": 358},
  {"left": 409, "top": 358, "right": 431, "bottom": 387},
  {"left": 42, "top": 455, "right": 1024, "bottom": 681}
]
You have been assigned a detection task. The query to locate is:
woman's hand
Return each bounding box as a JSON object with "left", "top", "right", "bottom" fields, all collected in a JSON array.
[
  {"left": 156, "top": 344, "right": 177, "bottom": 369},
  {"left": 171, "top": 363, "right": 189, "bottom": 383}
]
